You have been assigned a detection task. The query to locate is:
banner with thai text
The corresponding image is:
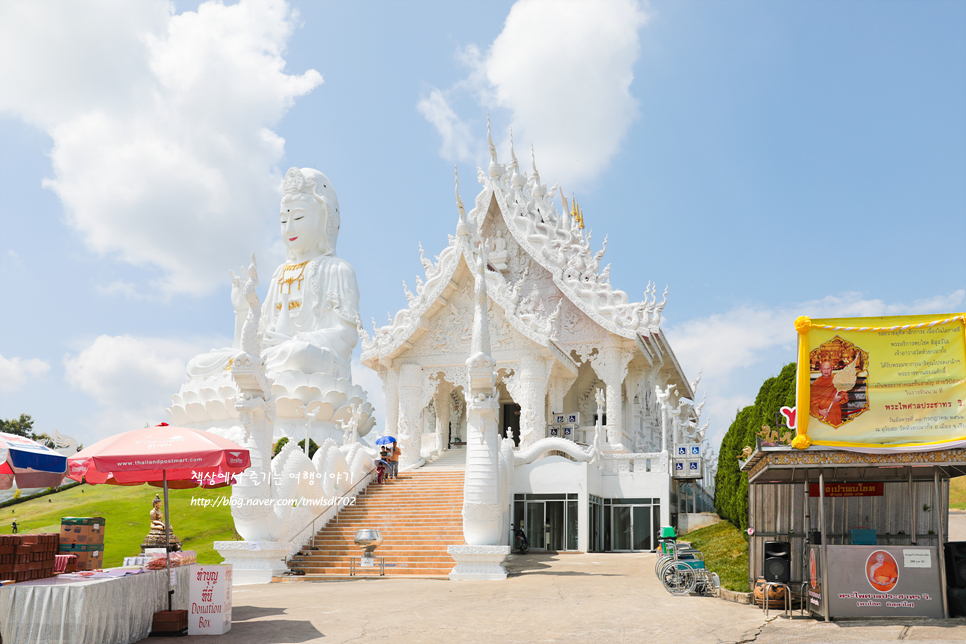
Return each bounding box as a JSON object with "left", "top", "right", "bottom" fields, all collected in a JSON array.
[
  {"left": 794, "top": 313, "right": 966, "bottom": 451},
  {"left": 808, "top": 482, "right": 883, "bottom": 498}
]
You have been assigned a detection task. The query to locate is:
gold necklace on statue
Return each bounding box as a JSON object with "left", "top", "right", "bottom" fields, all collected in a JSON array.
[
  {"left": 278, "top": 261, "right": 309, "bottom": 294},
  {"left": 276, "top": 260, "right": 309, "bottom": 311}
]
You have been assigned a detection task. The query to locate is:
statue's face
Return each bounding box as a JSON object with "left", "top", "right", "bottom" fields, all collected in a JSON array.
[{"left": 280, "top": 194, "right": 324, "bottom": 257}]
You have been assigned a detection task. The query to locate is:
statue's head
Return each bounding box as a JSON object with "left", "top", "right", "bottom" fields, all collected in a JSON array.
[
  {"left": 153, "top": 494, "right": 161, "bottom": 508},
  {"left": 280, "top": 167, "right": 341, "bottom": 260}
]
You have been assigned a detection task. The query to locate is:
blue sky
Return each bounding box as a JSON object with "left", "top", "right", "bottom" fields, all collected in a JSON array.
[{"left": 1, "top": 0, "right": 963, "bottom": 450}]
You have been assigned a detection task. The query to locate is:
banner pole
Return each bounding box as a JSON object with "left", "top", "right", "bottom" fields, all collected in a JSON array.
[
  {"left": 935, "top": 468, "right": 949, "bottom": 618},
  {"left": 819, "top": 469, "right": 829, "bottom": 622}
]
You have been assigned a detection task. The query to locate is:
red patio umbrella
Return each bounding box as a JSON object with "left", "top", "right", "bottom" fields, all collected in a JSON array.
[{"left": 67, "top": 423, "right": 251, "bottom": 611}]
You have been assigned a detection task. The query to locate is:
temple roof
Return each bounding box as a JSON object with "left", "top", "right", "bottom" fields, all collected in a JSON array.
[{"left": 360, "top": 137, "right": 692, "bottom": 395}]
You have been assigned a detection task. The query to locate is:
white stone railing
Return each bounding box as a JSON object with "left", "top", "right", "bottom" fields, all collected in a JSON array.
[
  {"left": 600, "top": 451, "right": 668, "bottom": 474},
  {"left": 286, "top": 467, "right": 378, "bottom": 560}
]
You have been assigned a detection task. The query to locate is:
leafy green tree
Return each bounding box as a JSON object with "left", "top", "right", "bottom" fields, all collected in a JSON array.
[
  {"left": 0, "top": 414, "right": 35, "bottom": 438},
  {"left": 0, "top": 414, "right": 58, "bottom": 448},
  {"left": 273, "top": 437, "right": 289, "bottom": 456},
  {"left": 273, "top": 437, "right": 319, "bottom": 460},
  {"left": 714, "top": 363, "right": 797, "bottom": 531}
]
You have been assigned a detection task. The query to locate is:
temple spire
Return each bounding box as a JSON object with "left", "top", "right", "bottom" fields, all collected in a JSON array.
[
  {"left": 455, "top": 164, "right": 466, "bottom": 223},
  {"left": 487, "top": 113, "right": 497, "bottom": 164},
  {"left": 531, "top": 144, "right": 540, "bottom": 184},
  {"left": 508, "top": 129, "right": 518, "bottom": 172},
  {"left": 571, "top": 195, "right": 585, "bottom": 229},
  {"left": 487, "top": 113, "right": 501, "bottom": 179},
  {"left": 456, "top": 165, "right": 470, "bottom": 238},
  {"left": 509, "top": 129, "right": 522, "bottom": 189}
]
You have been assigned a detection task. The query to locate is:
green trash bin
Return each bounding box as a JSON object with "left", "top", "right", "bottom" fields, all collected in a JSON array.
[{"left": 660, "top": 526, "right": 677, "bottom": 539}]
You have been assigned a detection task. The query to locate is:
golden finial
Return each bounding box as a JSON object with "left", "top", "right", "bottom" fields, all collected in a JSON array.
[{"left": 571, "top": 195, "right": 584, "bottom": 229}]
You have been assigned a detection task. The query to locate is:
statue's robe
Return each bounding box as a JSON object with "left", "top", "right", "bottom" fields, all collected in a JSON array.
[
  {"left": 187, "top": 254, "right": 360, "bottom": 381},
  {"left": 868, "top": 558, "right": 898, "bottom": 591},
  {"left": 810, "top": 374, "right": 845, "bottom": 427}
]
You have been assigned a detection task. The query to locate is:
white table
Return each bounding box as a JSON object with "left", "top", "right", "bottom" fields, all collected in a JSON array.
[{"left": 0, "top": 566, "right": 190, "bottom": 644}]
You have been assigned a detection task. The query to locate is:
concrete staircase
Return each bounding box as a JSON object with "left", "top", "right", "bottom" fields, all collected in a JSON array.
[
  {"left": 419, "top": 446, "right": 469, "bottom": 472},
  {"left": 286, "top": 467, "right": 465, "bottom": 578}
]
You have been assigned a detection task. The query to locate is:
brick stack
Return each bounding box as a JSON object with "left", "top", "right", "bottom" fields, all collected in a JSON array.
[
  {"left": 59, "top": 517, "right": 106, "bottom": 571},
  {"left": 0, "top": 533, "right": 59, "bottom": 582}
]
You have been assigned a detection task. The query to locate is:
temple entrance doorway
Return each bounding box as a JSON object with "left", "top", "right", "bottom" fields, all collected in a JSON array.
[
  {"left": 513, "top": 493, "right": 579, "bottom": 552},
  {"left": 604, "top": 498, "right": 661, "bottom": 552},
  {"left": 501, "top": 403, "right": 521, "bottom": 446}
]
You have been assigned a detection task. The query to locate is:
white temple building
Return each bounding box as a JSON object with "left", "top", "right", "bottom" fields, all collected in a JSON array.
[
  {"left": 361, "top": 130, "right": 715, "bottom": 554},
  {"left": 169, "top": 132, "right": 715, "bottom": 584}
]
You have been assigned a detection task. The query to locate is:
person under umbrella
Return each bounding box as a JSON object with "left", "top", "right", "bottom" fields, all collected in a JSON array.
[{"left": 375, "top": 435, "right": 396, "bottom": 480}]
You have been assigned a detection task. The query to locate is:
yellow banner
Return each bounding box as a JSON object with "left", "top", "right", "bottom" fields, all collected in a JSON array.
[{"left": 794, "top": 313, "right": 966, "bottom": 450}]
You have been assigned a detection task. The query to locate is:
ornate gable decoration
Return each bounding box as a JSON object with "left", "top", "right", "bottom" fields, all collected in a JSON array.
[{"left": 361, "top": 127, "right": 668, "bottom": 364}]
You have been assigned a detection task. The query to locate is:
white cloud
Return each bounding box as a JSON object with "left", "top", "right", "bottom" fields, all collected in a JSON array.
[
  {"left": 665, "top": 290, "right": 966, "bottom": 446},
  {"left": 63, "top": 334, "right": 226, "bottom": 439},
  {"left": 419, "top": 0, "right": 648, "bottom": 187},
  {"left": 0, "top": 354, "right": 50, "bottom": 392},
  {"left": 416, "top": 89, "right": 477, "bottom": 164},
  {"left": 95, "top": 280, "right": 167, "bottom": 302},
  {"left": 0, "top": 0, "right": 322, "bottom": 296}
]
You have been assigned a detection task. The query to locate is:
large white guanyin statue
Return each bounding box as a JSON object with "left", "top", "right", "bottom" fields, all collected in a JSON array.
[{"left": 169, "top": 167, "right": 375, "bottom": 445}]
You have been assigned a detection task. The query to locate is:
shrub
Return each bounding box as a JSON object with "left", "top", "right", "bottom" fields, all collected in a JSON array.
[
  {"left": 273, "top": 436, "right": 319, "bottom": 459},
  {"left": 714, "top": 363, "right": 796, "bottom": 531}
]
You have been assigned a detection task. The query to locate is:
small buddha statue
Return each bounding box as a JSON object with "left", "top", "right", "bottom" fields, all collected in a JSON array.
[{"left": 141, "top": 494, "right": 182, "bottom": 553}]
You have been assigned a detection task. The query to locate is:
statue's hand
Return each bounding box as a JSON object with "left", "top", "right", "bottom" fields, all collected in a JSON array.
[
  {"left": 262, "top": 329, "right": 293, "bottom": 348},
  {"left": 230, "top": 267, "right": 250, "bottom": 313}
]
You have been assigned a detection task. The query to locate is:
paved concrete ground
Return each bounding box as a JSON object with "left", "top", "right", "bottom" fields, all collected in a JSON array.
[{"left": 141, "top": 551, "right": 966, "bottom": 644}]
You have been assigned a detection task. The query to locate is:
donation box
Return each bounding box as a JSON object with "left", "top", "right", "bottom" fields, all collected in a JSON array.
[{"left": 188, "top": 564, "right": 232, "bottom": 635}]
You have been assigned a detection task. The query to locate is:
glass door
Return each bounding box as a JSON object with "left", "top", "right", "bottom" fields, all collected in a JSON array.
[
  {"left": 632, "top": 505, "right": 652, "bottom": 551},
  {"left": 605, "top": 500, "right": 661, "bottom": 552},
  {"left": 526, "top": 501, "right": 545, "bottom": 550},
  {"left": 612, "top": 506, "right": 632, "bottom": 551},
  {"left": 546, "top": 501, "right": 565, "bottom": 552},
  {"left": 590, "top": 498, "right": 603, "bottom": 552}
]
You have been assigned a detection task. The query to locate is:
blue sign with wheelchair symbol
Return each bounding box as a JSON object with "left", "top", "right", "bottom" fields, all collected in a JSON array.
[
  {"left": 689, "top": 461, "right": 699, "bottom": 471},
  {"left": 690, "top": 446, "right": 700, "bottom": 455},
  {"left": 675, "top": 461, "right": 684, "bottom": 472}
]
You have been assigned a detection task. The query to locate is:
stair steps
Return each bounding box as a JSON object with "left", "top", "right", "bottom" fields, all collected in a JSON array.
[{"left": 281, "top": 469, "right": 466, "bottom": 579}]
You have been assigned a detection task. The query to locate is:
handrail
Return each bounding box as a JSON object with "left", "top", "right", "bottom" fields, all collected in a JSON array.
[
  {"left": 334, "top": 467, "right": 378, "bottom": 523},
  {"left": 288, "top": 466, "right": 378, "bottom": 557}
]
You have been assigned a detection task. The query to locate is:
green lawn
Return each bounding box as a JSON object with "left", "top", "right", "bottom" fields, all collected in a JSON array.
[
  {"left": 951, "top": 475, "right": 965, "bottom": 510},
  {"left": 681, "top": 520, "right": 749, "bottom": 592},
  {"left": 0, "top": 483, "right": 239, "bottom": 567}
]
